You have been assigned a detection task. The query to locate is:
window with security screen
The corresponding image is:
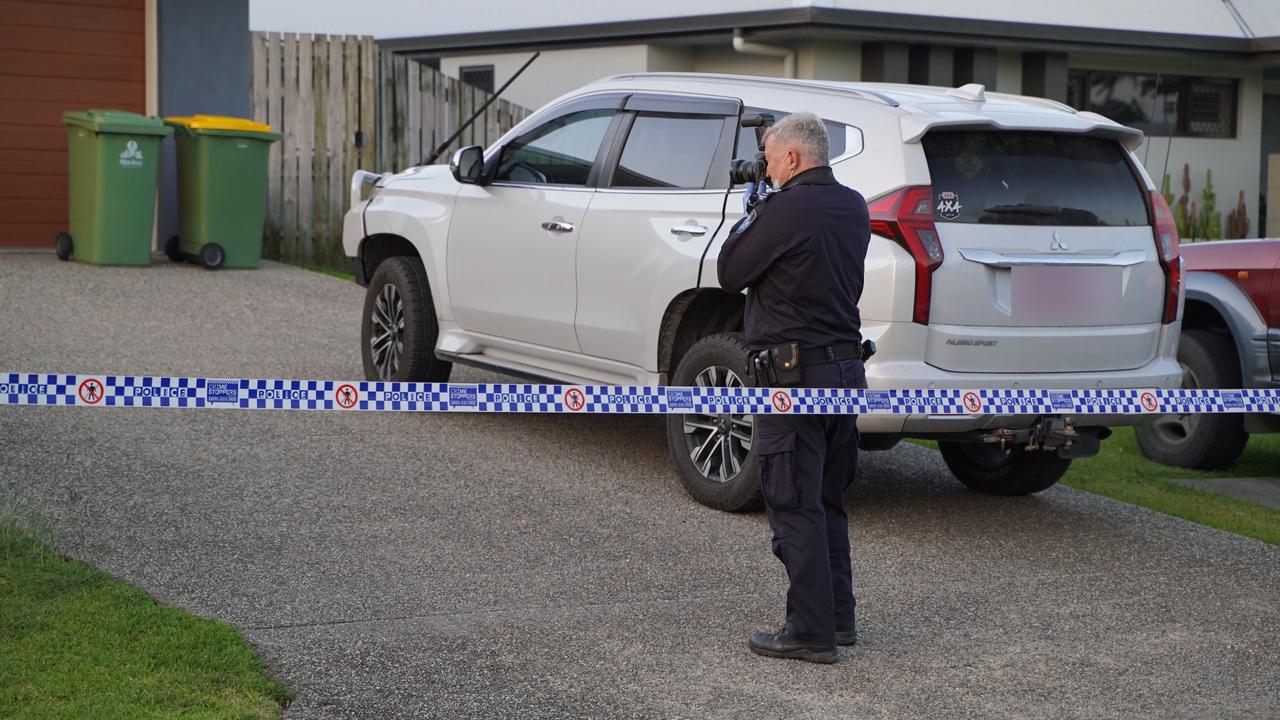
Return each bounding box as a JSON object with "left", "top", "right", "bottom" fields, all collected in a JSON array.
[
  {"left": 1066, "top": 70, "right": 1238, "bottom": 139},
  {"left": 459, "top": 65, "right": 495, "bottom": 94}
]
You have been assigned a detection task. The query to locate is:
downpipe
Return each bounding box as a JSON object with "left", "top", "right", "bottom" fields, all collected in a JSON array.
[{"left": 732, "top": 29, "right": 795, "bottom": 79}]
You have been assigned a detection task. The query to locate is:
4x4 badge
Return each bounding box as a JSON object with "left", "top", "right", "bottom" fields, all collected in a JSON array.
[{"left": 1050, "top": 231, "right": 1068, "bottom": 251}]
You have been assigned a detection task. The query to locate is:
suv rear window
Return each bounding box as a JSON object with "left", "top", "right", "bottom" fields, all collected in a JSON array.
[{"left": 922, "top": 131, "right": 1149, "bottom": 227}]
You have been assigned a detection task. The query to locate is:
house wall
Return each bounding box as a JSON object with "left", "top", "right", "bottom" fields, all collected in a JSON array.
[
  {"left": 1070, "top": 52, "right": 1264, "bottom": 238},
  {"left": 995, "top": 48, "right": 1023, "bottom": 94},
  {"left": 0, "top": 0, "right": 147, "bottom": 248},
  {"left": 690, "top": 45, "right": 782, "bottom": 77},
  {"left": 156, "top": 0, "right": 250, "bottom": 246},
  {"left": 440, "top": 45, "right": 652, "bottom": 110},
  {"left": 797, "top": 40, "right": 861, "bottom": 82},
  {"left": 437, "top": 40, "right": 860, "bottom": 109}
]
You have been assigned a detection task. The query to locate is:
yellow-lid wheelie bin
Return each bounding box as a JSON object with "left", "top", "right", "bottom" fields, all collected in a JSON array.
[
  {"left": 163, "top": 115, "right": 281, "bottom": 269},
  {"left": 58, "top": 109, "right": 173, "bottom": 265}
]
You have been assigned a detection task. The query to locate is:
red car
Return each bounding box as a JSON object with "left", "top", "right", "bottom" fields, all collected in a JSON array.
[{"left": 1137, "top": 239, "right": 1280, "bottom": 468}]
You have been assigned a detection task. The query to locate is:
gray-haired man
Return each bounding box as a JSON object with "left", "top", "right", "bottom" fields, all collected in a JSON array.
[{"left": 717, "top": 112, "right": 871, "bottom": 664}]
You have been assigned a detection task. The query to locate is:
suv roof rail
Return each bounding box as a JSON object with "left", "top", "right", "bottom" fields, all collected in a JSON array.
[{"left": 601, "top": 72, "right": 901, "bottom": 107}]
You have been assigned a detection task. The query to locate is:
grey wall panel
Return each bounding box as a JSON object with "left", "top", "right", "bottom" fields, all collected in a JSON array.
[{"left": 157, "top": 0, "right": 250, "bottom": 248}]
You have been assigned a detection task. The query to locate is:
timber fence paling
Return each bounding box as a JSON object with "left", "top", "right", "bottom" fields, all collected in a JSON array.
[
  {"left": 264, "top": 32, "right": 283, "bottom": 259},
  {"left": 309, "top": 34, "right": 325, "bottom": 266},
  {"left": 281, "top": 32, "right": 299, "bottom": 261},
  {"left": 250, "top": 32, "right": 532, "bottom": 270},
  {"left": 341, "top": 36, "right": 359, "bottom": 268}
]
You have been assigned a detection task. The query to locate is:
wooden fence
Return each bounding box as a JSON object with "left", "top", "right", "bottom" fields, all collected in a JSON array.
[{"left": 251, "top": 32, "right": 532, "bottom": 267}]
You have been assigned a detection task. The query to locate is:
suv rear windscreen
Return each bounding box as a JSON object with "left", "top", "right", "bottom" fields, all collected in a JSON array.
[{"left": 922, "top": 131, "right": 1150, "bottom": 227}]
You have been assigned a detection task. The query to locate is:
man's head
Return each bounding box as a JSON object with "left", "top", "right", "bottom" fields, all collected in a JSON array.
[{"left": 762, "top": 112, "right": 829, "bottom": 188}]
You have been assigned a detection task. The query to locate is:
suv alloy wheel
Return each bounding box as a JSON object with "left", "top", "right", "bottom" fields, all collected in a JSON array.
[{"left": 665, "top": 333, "right": 763, "bottom": 512}]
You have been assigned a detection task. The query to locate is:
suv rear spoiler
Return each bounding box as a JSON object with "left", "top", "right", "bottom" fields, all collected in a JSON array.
[{"left": 900, "top": 112, "right": 1144, "bottom": 150}]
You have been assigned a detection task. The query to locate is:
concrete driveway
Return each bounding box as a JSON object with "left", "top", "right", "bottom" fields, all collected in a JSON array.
[{"left": 1, "top": 253, "right": 1277, "bottom": 719}]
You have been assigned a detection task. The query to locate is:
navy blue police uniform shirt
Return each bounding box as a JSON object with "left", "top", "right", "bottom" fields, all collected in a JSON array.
[{"left": 717, "top": 165, "right": 870, "bottom": 349}]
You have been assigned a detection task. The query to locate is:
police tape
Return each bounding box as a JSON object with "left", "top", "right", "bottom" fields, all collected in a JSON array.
[{"left": 2, "top": 373, "right": 1278, "bottom": 416}]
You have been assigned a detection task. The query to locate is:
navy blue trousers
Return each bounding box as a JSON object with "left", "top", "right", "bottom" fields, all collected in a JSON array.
[{"left": 755, "top": 358, "right": 864, "bottom": 647}]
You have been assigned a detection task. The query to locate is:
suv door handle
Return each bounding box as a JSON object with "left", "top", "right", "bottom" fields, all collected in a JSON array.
[
  {"left": 670, "top": 224, "right": 708, "bottom": 236},
  {"left": 541, "top": 220, "right": 575, "bottom": 233}
]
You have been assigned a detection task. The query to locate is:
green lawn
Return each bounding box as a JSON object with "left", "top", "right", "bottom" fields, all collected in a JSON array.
[
  {"left": 0, "top": 515, "right": 290, "bottom": 719},
  {"left": 910, "top": 429, "right": 1280, "bottom": 546}
]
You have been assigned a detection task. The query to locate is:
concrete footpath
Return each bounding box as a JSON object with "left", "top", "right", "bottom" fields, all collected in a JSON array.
[{"left": 1, "top": 254, "right": 1277, "bottom": 719}]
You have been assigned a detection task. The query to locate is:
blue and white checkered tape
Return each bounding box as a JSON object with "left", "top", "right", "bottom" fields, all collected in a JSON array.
[{"left": 2, "top": 373, "right": 1278, "bottom": 415}]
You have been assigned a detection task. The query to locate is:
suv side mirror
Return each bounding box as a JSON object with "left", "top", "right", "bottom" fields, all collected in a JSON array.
[{"left": 450, "top": 146, "right": 485, "bottom": 184}]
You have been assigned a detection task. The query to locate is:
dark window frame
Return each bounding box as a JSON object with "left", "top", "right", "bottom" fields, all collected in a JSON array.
[{"left": 1066, "top": 69, "right": 1239, "bottom": 139}]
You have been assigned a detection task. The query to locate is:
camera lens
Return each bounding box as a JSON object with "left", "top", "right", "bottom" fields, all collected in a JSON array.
[
  {"left": 728, "top": 159, "right": 757, "bottom": 186},
  {"left": 729, "top": 152, "right": 768, "bottom": 186}
]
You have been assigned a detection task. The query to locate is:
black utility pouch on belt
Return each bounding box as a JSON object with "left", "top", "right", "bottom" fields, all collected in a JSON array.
[
  {"left": 747, "top": 340, "right": 878, "bottom": 387},
  {"left": 747, "top": 342, "right": 804, "bottom": 387}
]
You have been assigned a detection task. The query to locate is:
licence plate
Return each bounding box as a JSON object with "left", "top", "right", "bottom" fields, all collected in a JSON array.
[{"left": 1011, "top": 266, "right": 1121, "bottom": 324}]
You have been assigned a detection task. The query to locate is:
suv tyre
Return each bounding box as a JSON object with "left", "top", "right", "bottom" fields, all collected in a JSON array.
[
  {"left": 1135, "top": 330, "right": 1248, "bottom": 470},
  {"left": 361, "top": 256, "right": 452, "bottom": 382},
  {"left": 938, "top": 441, "right": 1071, "bottom": 495},
  {"left": 665, "top": 333, "right": 762, "bottom": 512}
]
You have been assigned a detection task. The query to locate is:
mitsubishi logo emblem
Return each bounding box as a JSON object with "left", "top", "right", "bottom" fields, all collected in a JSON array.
[{"left": 1050, "top": 231, "right": 1068, "bottom": 252}]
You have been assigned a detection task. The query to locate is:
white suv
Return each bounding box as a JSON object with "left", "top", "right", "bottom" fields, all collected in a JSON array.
[{"left": 342, "top": 73, "right": 1184, "bottom": 512}]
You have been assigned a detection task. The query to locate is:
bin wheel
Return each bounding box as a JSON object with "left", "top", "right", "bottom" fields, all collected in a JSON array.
[
  {"left": 55, "top": 232, "right": 72, "bottom": 261},
  {"left": 164, "top": 235, "right": 184, "bottom": 263},
  {"left": 199, "top": 243, "right": 225, "bottom": 270}
]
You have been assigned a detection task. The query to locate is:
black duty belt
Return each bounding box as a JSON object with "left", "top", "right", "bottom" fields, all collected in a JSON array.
[{"left": 798, "top": 342, "right": 862, "bottom": 366}]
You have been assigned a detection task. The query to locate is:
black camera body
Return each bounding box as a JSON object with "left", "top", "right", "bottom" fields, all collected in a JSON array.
[{"left": 728, "top": 113, "right": 775, "bottom": 186}]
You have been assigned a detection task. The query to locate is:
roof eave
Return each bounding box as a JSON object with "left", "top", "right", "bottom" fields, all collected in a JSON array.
[{"left": 378, "top": 6, "right": 1273, "bottom": 59}]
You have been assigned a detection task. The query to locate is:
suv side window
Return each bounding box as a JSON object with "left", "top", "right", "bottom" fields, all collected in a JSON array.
[
  {"left": 495, "top": 108, "right": 615, "bottom": 186},
  {"left": 735, "top": 110, "right": 849, "bottom": 161},
  {"left": 611, "top": 113, "right": 727, "bottom": 190}
]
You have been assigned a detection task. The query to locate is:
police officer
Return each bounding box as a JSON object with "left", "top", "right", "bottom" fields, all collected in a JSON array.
[{"left": 717, "top": 112, "right": 870, "bottom": 664}]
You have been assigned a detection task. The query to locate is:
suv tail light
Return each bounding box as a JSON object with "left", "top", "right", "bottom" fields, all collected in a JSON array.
[
  {"left": 867, "top": 186, "right": 943, "bottom": 325},
  {"left": 1149, "top": 190, "right": 1181, "bottom": 324}
]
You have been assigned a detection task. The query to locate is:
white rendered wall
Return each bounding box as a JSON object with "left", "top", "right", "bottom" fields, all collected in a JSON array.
[
  {"left": 691, "top": 45, "right": 786, "bottom": 77},
  {"left": 797, "top": 40, "right": 861, "bottom": 81},
  {"left": 440, "top": 45, "right": 651, "bottom": 110},
  {"left": 995, "top": 49, "right": 1022, "bottom": 94}
]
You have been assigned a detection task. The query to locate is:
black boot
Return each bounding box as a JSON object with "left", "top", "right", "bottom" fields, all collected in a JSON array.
[
  {"left": 748, "top": 625, "right": 838, "bottom": 664},
  {"left": 835, "top": 620, "right": 857, "bottom": 646}
]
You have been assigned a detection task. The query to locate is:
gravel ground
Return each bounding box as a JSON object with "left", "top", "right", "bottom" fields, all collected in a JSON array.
[{"left": 1, "top": 253, "right": 1277, "bottom": 719}]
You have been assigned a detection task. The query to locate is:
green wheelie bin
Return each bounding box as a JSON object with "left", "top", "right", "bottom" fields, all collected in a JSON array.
[
  {"left": 58, "top": 109, "right": 172, "bottom": 266},
  {"left": 164, "top": 115, "right": 281, "bottom": 269}
]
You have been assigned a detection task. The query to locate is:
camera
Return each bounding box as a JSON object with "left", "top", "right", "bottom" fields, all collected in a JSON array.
[
  {"left": 729, "top": 152, "right": 768, "bottom": 186},
  {"left": 728, "top": 112, "right": 775, "bottom": 186}
]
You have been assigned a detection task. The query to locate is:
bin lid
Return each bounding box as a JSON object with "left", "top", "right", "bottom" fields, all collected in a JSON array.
[
  {"left": 62, "top": 109, "right": 173, "bottom": 136},
  {"left": 164, "top": 115, "right": 281, "bottom": 141}
]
